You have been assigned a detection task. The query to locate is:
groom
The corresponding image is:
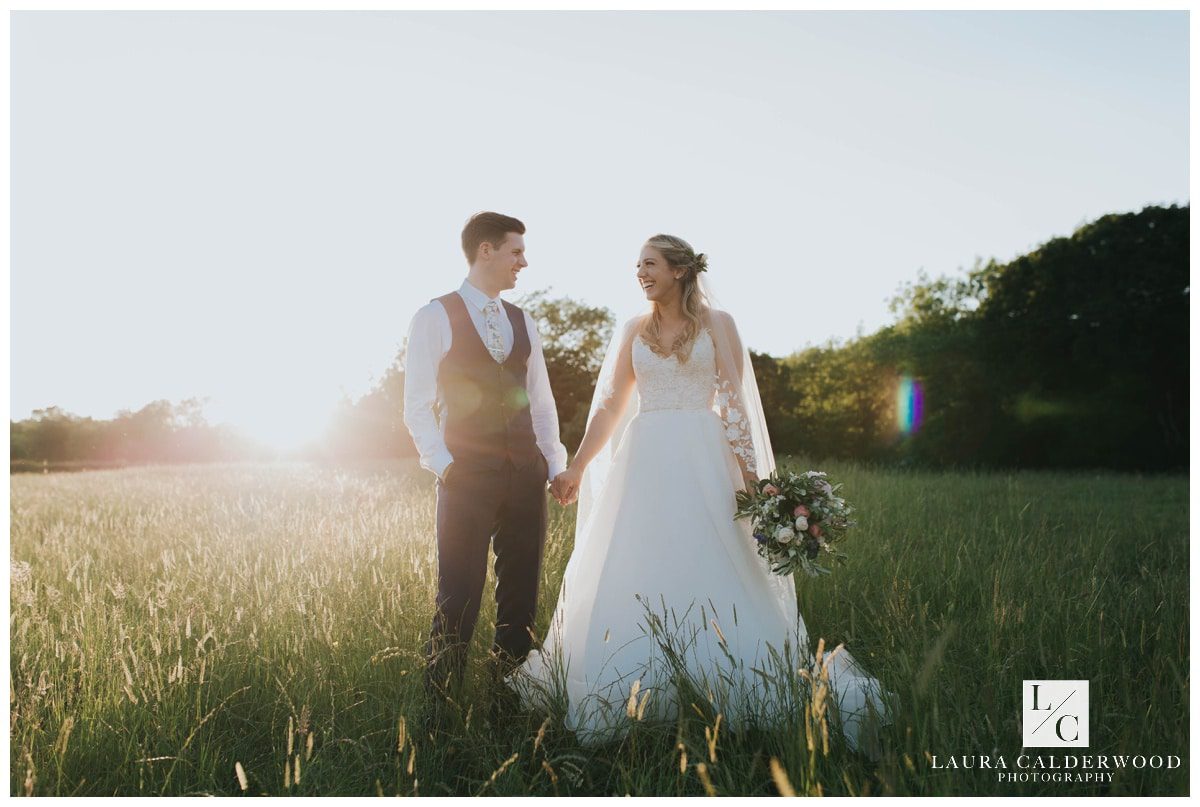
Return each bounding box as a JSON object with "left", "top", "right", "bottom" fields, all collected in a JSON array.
[{"left": 403, "top": 211, "right": 572, "bottom": 702}]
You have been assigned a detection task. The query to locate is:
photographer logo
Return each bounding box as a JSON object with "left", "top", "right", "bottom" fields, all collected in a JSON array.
[{"left": 1023, "top": 680, "right": 1089, "bottom": 748}]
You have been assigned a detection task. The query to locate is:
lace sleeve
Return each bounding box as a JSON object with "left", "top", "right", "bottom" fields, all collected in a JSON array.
[{"left": 709, "top": 312, "right": 758, "bottom": 483}]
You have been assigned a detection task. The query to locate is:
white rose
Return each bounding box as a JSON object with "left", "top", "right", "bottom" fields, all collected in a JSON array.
[
  {"left": 775, "top": 525, "right": 795, "bottom": 543},
  {"left": 794, "top": 516, "right": 808, "bottom": 531}
]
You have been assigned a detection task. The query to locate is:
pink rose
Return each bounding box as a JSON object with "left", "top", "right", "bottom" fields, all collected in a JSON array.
[
  {"left": 809, "top": 522, "right": 823, "bottom": 538},
  {"left": 793, "top": 504, "right": 811, "bottom": 517},
  {"left": 764, "top": 484, "right": 780, "bottom": 496}
]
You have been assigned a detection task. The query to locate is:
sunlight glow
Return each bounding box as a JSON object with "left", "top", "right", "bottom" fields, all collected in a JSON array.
[{"left": 205, "top": 396, "right": 340, "bottom": 452}]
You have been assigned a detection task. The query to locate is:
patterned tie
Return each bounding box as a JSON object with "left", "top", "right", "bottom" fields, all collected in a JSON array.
[{"left": 483, "top": 300, "right": 507, "bottom": 363}]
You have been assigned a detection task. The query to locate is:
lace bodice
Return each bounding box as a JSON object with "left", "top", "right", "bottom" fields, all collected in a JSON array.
[
  {"left": 632, "top": 329, "right": 717, "bottom": 412},
  {"left": 586, "top": 313, "right": 761, "bottom": 486}
]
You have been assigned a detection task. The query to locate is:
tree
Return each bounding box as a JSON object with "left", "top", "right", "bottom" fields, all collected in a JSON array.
[
  {"left": 516, "top": 291, "right": 615, "bottom": 450},
  {"left": 974, "top": 204, "right": 1188, "bottom": 469},
  {"left": 878, "top": 203, "right": 1188, "bottom": 471}
]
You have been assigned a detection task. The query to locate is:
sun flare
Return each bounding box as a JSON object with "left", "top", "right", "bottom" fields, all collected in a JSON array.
[{"left": 206, "top": 396, "right": 340, "bottom": 453}]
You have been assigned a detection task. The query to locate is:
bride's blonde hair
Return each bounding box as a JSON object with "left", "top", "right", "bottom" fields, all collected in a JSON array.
[{"left": 641, "top": 234, "right": 709, "bottom": 363}]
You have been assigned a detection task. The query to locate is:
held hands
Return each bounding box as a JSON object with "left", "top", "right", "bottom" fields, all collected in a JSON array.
[{"left": 550, "top": 466, "right": 583, "bottom": 506}]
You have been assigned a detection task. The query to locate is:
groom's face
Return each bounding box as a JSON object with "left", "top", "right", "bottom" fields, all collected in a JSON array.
[{"left": 480, "top": 232, "right": 528, "bottom": 292}]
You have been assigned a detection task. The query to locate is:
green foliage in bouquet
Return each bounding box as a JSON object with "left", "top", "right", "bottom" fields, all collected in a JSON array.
[{"left": 735, "top": 470, "right": 855, "bottom": 577}]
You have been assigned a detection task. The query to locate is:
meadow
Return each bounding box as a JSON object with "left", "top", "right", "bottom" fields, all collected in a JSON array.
[{"left": 9, "top": 459, "right": 1189, "bottom": 796}]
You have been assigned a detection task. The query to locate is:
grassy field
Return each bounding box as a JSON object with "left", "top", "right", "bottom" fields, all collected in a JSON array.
[{"left": 8, "top": 459, "right": 1189, "bottom": 796}]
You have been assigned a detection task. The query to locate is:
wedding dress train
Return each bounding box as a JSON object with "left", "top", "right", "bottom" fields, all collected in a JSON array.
[{"left": 509, "top": 327, "right": 892, "bottom": 755}]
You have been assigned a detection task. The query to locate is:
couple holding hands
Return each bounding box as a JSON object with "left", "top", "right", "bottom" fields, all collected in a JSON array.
[{"left": 403, "top": 211, "right": 889, "bottom": 752}]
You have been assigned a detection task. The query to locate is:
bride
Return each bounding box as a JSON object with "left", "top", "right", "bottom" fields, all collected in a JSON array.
[{"left": 508, "top": 234, "right": 891, "bottom": 755}]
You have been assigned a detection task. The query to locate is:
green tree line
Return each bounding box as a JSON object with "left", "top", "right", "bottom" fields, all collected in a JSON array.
[
  {"left": 9, "top": 400, "right": 273, "bottom": 471},
  {"left": 12, "top": 204, "right": 1187, "bottom": 472}
]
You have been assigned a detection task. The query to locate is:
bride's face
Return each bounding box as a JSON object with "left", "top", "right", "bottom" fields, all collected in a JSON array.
[{"left": 636, "top": 245, "right": 683, "bottom": 302}]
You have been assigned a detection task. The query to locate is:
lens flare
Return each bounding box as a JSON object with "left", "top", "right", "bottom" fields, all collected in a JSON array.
[{"left": 897, "top": 375, "right": 924, "bottom": 434}]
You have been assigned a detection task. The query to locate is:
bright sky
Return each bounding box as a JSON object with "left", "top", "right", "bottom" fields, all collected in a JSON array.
[{"left": 10, "top": 10, "right": 1189, "bottom": 448}]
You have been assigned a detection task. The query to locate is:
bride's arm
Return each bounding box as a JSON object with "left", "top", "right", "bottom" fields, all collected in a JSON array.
[
  {"left": 709, "top": 310, "right": 760, "bottom": 492},
  {"left": 550, "top": 328, "right": 636, "bottom": 503},
  {"left": 570, "top": 331, "right": 636, "bottom": 472}
]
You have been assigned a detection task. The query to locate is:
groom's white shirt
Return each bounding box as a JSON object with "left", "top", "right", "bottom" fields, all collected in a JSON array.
[{"left": 403, "top": 279, "right": 568, "bottom": 482}]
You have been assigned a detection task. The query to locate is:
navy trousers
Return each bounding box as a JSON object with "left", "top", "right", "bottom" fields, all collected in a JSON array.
[{"left": 425, "top": 456, "right": 548, "bottom": 693}]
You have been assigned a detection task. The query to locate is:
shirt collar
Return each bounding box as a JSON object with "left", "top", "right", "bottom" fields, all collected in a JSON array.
[{"left": 459, "top": 279, "right": 501, "bottom": 312}]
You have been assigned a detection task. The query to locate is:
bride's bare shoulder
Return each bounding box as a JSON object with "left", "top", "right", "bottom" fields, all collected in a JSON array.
[
  {"left": 700, "top": 306, "right": 738, "bottom": 331},
  {"left": 618, "top": 312, "right": 652, "bottom": 338},
  {"left": 610, "top": 314, "right": 650, "bottom": 361}
]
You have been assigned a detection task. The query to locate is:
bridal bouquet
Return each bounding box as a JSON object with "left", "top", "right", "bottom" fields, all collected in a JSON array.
[{"left": 734, "top": 470, "right": 855, "bottom": 577}]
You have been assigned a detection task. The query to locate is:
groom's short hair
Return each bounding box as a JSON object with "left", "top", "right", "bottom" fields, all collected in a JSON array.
[{"left": 461, "top": 212, "right": 525, "bottom": 263}]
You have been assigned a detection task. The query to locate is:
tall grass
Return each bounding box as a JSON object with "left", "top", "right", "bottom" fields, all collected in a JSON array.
[{"left": 9, "top": 459, "right": 1188, "bottom": 795}]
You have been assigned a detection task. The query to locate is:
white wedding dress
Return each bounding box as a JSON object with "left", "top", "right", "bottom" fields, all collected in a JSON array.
[{"left": 509, "top": 326, "right": 892, "bottom": 754}]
